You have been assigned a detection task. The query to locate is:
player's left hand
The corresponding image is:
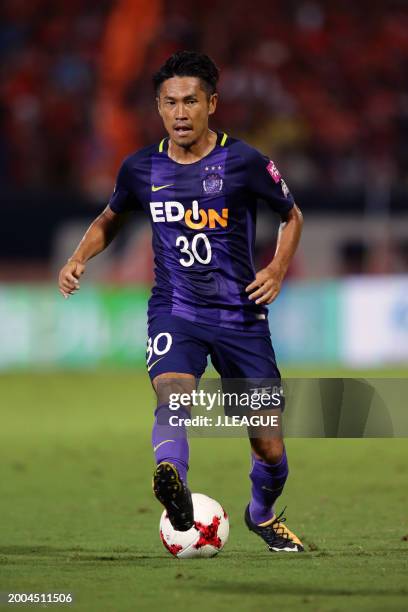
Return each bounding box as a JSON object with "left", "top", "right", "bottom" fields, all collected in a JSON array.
[{"left": 245, "top": 266, "right": 284, "bottom": 305}]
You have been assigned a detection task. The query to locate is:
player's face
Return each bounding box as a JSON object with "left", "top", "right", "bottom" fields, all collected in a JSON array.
[{"left": 157, "top": 76, "right": 218, "bottom": 148}]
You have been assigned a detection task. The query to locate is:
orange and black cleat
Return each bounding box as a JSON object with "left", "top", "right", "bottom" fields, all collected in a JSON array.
[{"left": 245, "top": 505, "right": 304, "bottom": 552}]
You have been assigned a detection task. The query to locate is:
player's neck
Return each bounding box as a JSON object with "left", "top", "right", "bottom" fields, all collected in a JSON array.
[{"left": 168, "top": 129, "right": 217, "bottom": 164}]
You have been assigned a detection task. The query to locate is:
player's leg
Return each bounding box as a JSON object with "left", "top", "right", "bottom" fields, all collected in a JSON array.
[
  {"left": 211, "top": 328, "right": 304, "bottom": 551},
  {"left": 248, "top": 435, "right": 288, "bottom": 525},
  {"left": 245, "top": 433, "right": 303, "bottom": 552},
  {"left": 152, "top": 372, "right": 196, "bottom": 531},
  {"left": 147, "top": 315, "right": 209, "bottom": 531},
  {"left": 211, "top": 329, "right": 287, "bottom": 524},
  {"left": 152, "top": 373, "right": 195, "bottom": 485}
]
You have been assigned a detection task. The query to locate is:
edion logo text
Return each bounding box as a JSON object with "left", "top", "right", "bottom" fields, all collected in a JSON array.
[{"left": 150, "top": 200, "right": 228, "bottom": 230}]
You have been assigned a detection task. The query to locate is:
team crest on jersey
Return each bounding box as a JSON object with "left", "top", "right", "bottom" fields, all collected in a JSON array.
[{"left": 203, "top": 166, "right": 223, "bottom": 194}]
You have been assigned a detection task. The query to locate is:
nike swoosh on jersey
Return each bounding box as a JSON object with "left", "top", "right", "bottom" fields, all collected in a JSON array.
[
  {"left": 147, "top": 356, "right": 165, "bottom": 372},
  {"left": 152, "top": 184, "right": 174, "bottom": 192}
]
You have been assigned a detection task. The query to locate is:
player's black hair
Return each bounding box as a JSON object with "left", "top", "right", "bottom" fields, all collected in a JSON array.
[{"left": 153, "top": 51, "right": 219, "bottom": 97}]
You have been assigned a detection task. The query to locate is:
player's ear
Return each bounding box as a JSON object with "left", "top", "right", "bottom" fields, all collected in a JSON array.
[
  {"left": 208, "top": 93, "right": 218, "bottom": 116},
  {"left": 156, "top": 96, "right": 162, "bottom": 117}
]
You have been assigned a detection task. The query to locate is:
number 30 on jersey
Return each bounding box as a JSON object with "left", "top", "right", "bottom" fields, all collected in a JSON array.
[
  {"left": 175, "top": 233, "right": 212, "bottom": 267},
  {"left": 146, "top": 332, "right": 173, "bottom": 371}
]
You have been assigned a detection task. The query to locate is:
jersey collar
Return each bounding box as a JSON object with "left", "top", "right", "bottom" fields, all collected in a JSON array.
[{"left": 158, "top": 131, "right": 228, "bottom": 154}]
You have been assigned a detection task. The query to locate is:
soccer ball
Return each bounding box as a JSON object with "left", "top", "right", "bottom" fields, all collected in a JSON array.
[{"left": 159, "top": 493, "right": 229, "bottom": 558}]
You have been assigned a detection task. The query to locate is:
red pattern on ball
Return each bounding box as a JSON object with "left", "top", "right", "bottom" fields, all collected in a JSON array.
[
  {"left": 193, "top": 515, "right": 222, "bottom": 549},
  {"left": 160, "top": 529, "right": 183, "bottom": 556}
]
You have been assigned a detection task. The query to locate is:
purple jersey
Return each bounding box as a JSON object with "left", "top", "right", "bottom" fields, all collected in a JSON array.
[{"left": 109, "top": 131, "right": 294, "bottom": 330}]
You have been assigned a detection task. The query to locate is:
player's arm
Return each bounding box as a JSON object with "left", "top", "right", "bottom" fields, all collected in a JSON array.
[
  {"left": 246, "top": 204, "right": 303, "bottom": 305},
  {"left": 59, "top": 157, "right": 139, "bottom": 298},
  {"left": 244, "top": 148, "right": 303, "bottom": 305},
  {"left": 58, "top": 206, "right": 129, "bottom": 299}
]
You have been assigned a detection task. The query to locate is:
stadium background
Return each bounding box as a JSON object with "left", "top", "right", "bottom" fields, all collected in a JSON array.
[{"left": 1, "top": 2, "right": 407, "bottom": 611}]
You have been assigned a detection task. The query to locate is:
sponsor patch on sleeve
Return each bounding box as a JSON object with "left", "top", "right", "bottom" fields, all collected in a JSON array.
[{"left": 266, "top": 160, "right": 281, "bottom": 183}]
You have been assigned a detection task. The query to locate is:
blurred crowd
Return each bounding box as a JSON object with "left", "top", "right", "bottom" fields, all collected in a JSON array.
[
  {"left": 0, "top": 0, "right": 111, "bottom": 190},
  {"left": 1, "top": 0, "right": 407, "bottom": 198}
]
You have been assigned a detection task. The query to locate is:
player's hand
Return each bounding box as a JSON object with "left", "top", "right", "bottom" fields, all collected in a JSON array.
[
  {"left": 58, "top": 260, "right": 85, "bottom": 299},
  {"left": 245, "top": 265, "right": 284, "bottom": 305}
]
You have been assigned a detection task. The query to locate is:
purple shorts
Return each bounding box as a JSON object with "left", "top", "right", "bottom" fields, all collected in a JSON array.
[{"left": 146, "top": 314, "right": 280, "bottom": 381}]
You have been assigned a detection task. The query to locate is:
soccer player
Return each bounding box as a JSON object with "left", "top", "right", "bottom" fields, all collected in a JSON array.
[{"left": 58, "top": 51, "right": 304, "bottom": 552}]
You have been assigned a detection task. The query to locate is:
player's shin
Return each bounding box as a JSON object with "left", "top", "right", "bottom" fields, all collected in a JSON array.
[
  {"left": 249, "top": 447, "right": 288, "bottom": 525},
  {"left": 152, "top": 403, "right": 190, "bottom": 484}
]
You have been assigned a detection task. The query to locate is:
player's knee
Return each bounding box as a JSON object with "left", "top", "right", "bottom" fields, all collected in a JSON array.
[
  {"left": 253, "top": 439, "right": 284, "bottom": 465},
  {"left": 153, "top": 372, "right": 196, "bottom": 407}
]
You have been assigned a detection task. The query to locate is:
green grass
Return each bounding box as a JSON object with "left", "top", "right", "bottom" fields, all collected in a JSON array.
[{"left": 1, "top": 371, "right": 407, "bottom": 612}]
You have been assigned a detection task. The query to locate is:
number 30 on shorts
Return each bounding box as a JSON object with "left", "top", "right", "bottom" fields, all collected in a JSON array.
[{"left": 146, "top": 332, "right": 173, "bottom": 369}]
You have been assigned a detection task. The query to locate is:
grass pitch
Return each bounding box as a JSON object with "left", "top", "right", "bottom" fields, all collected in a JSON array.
[{"left": 1, "top": 371, "right": 407, "bottom": 611}]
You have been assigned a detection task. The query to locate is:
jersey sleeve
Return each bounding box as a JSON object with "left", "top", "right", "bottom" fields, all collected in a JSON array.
[
  {"left": 246, "top": 148, "right": 295, "bottom": 214},
  {"left": 108, "top": 159, "right": 140, "bottom": 213}
]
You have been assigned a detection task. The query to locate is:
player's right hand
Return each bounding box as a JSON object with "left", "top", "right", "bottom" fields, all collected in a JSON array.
[{"left": 58, "top": 260, "right": 85, "bottom": 299}]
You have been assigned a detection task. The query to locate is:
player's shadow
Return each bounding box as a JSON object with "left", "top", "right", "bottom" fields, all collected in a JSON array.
[
  {"left": 200, "top": 580, "right": 408, "bottom": 598},
  {"left": 0, "top": 545, "right": 165, "bottom": 561}
]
